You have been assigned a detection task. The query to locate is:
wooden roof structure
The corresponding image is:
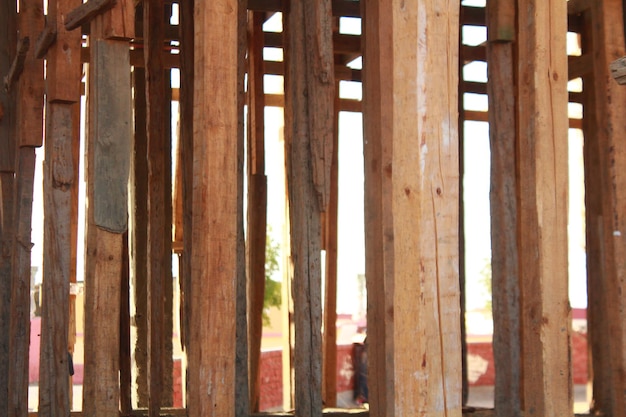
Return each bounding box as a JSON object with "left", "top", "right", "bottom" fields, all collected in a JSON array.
[{"left": 2, "top": 0, "right": 626, "bottom": 416}]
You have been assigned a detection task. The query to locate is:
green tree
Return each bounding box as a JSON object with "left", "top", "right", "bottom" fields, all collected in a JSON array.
[{"left": 263, "top": 232, "right": 282, "bottom": 326}]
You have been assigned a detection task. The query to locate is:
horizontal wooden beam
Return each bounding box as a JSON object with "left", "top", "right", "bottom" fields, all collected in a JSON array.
[
  {"left": 65, "top": 0, "right": 116, "bottom": 31},
  {"left": 569, "top": 53, "right": 593, "bottom": 79}
]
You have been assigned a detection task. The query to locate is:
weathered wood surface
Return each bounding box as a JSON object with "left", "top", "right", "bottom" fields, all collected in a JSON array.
[
  {"left": 486, "top": 1, "right": 522, "bottom": 416},
  {"left": 246, "top": 11, "right": 267, "bottom": 413},
  {"left": 390, "top": 1, "right": 462, "bottom": 416},
  {"left": 87, "top": 0, "right": 133, "bottom": 40},
  {"left": 588, "top": 1, "right": 626, "bottom": 415},
  {"left": 516, "top": 0, "right": 572, "bottom": 415},
  {"left": 187, "top": 0, "right": 239, "bottom": 415},
  {"left": 120, "top": 232, "right": 132, "bottom": 415},
  {"left": 322, "top": 84, "right": 339, "bottom": 408},
  {"left": 178, "top": 0, "right": 193, "bottom": 354},
  {"left": 0, "top": 0, "right": 17, "bottom": 413},
  {"left": 361, "top": 0, "right": 394, "bottom": 414},
  {"left": 65, "top": 0, "right": 116, "bottom": 31},
  {"left": 8, "top": 148, "right": 36, "bottom": 417},
  {"left": 283, "top": 0, "right": 335, "bottom": 414},
  {"left": 580, "top": 9, "right": 612, "bottom": 414},
  {"left": 144, "top": 0, "right": 171, "bottom": 413},
  {"left": 131, "top": 65, "right": 150, "bottom": 408},
  {"left": 3, "top": 37, "right": 30, "bottom": 93},
  {"left": 33, "top": 24, "right": 56, "bottom": 59},
  {"left": 38, "top": 103, "right": 75, "bottom": 417},
  {"left": 610, "top": 56, "right": 626, "bottom": 85},
  {"left": 83, "top": 38, "right": 131, "bottom": 417}
]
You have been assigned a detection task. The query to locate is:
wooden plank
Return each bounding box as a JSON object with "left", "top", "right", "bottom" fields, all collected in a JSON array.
[
  {"left": 33, "top": 24, "right": 57, "bottom": 59},
  {"left": 486, "top": 0, "right": 515, "bottom": 41},
  {"left": 588, "top": 1, "right": 626, "bottom": 415},
  {"left": 178, "top": 0, "right": 193, "bottom": 355},
  {"left": 83, "top": 38, "right": 131, "bottom": 417},
  {"left": 64, "top": 0, "right": 116, "bottom": 31},
  {"left": 131, "top": 65, "right": 150, "bottom": 408},
  {"left": 389, "top": 1, "right": 462, "bottom": 415},
  {"left": 246, "top": 11, "right": 267, "bottom": 413},
  {"left": 361, "top": 0, "right": 393, "bottom": 414},
  {"left": 120, "top": 232, "right": 132, "bottom": 415},
  {"left": 38, "top": 102, "right": 75, "bottom": 416},
  {"left": 486, "top": 15, "right": 522, "bottom": 417},
  {"left": 283, "top": 0, "right": 335, "bottom": 415},
  {"left": 144, "top": 0, "right": 168, "bottom": 414},
  {"left": 322, "top": 82, "right": 339, "bottom": 408},
  {"left": 516, "top": 0, "right": 572, "bottom": 415},
  {"left": 46, "top": 0, "right": 82, "bottom": 103},
  {"left": 3, "top": 37, "right": 30, "bottom": 93},
  {"left": 90, "top": 0, "right": 134, "bottom": 40},
  {"left": 187, "top": 0, "right": 239, "bottom": 415},
  {"left": 0, "top": 1, "right": 17, "bottom": 413},
  {"left": 8, "top": 148, "right": 36, "bottom": 417}
]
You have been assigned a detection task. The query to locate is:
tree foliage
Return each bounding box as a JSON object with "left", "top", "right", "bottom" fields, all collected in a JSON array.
[{"left": 263, "top": 232, "right": 282, "bottom": 326}]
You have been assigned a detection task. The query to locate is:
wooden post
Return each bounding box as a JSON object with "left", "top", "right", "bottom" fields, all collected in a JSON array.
[
  {"left": 486, "top": 1, "right": 522, "bottom": 416},
  {"left": 579, "top": 6, "right": 612, "bottom": 414},
  {"left": 322, "top": 81, "right": 339, "bottom": 408},
  {"left": 587, "top": 1, "right": 626, "bottom": 415},
  {"left": 131, "top": 64, "right": 150, "bottom": 408},
  {"left": 516, "top": 0, "right": 572, "bottom": 415},
  {"left": 283, "top": 0, "right": 335, "bottom": 414},
  {"left": 363, "top": 1, "right": 462, "bottom": 416},
  {"left": 83, "top": 0, "right": 133, "bottom": 410},
  {"left": 38, "top": 0, "right": 82, "bottom": 412},
  {"left": 246, "top": 11, "right": 268, "bottom": 413},
  {"left": 362, "top": 0, "right": 394, "bottom": 414},
  {"left": 8, "top": 0, "right": 44, "bottom": 413},
  {"left": 143, "top": 0, "right": 172, "bottom": 413},
  {"left": 187, "top": 0, "right": 239, "bottom": 415},
  {"left": 0, "top": 0, "right": 17, "bottom": 414}
]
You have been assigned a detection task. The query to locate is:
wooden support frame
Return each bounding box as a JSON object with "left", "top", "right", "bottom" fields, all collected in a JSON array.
[
  {"left": 3, "top": 37, "right": 30, "bottom": 93},
  {"left": 516, "top": 1, "right": 572, "bottom": 415},
  {"left": 65, "top": 0, "right": 117, "bottom": 31},
  {"left": 187, "top": 0, "right": 239, "bottom": 415}
]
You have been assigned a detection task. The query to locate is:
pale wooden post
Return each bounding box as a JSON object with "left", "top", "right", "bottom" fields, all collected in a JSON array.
[
  {"left": 516, "top": 1, "right": 572, "bottom": 416},
  {"left": 486, "top": 1, "right": 522, "bottom": 416},
  {"left": 82, "top": 2, "right": 134, "bottom": 415},
  {"left": 7, "top": 0, "right": 44, "bottom": 414},
  {"left": 186, "top": 0, "right": 240, "bottom": 415},
  {"left": 588, "top": 0, "right": 626, "bottom": 415},
  {"left": 0, "top": 0, "right": 17, "bottom": 414},
  {"left": 363, "top": 1, "right": 462, "bottom": 416},
  {"left": 283, "top": 0, "right": 335, "bottom": 414}
]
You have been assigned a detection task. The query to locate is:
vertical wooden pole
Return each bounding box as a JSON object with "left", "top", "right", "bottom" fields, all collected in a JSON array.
[
  {"left": 283, "top": 0, "right": 335, "bottom": 414},
  {"left": 38, "top": 0, "right": 82, "bottom": 412},
  {"left": 0, "top": 0, "right": 17, "bottom": 414},
  {"left": 246, "top": 11, "right": 267, "bottom": 413},
  {"left": 187, "top": 0, "right": 239, "bottom": 415},
  {"left": 322, "top": 81, "right": 339, "bottom": 408},
  {"left": 120, "top": 232, "right": 132, "bottom": 414},
  {"left": 486, "top": 1, "right": 521, "bottom": 416},
  {"left": 131, "top": 64, "right": 150, "bottom": 408},
  {"left": 8, "top": 0, "right": 44, "bottom": 413},
  {"left": 588, "top": 1, "right": 626, "bottom": 415},
  {"left": 362, "top": 0, "right": 394, "bottom": 414},
  {"left": 236, "top": 4, "right": 249, "bottom": 416},
  {"left": 580, "top": 7, "right": 612, "bottom": 414},
  {"left": 364, "top": 1, "right": 462, "bottom": 416},
  {"left": 83, "top": 1, "right": 134, "bottom": 410},
  {"left": 516, "top": 1, "right": 572, "bottom": 415}
]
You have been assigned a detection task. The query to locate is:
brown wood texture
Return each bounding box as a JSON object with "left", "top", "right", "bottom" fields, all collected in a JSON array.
[
  {"left": 8, "top": 148, "right": 36, "bottom": 417},
  {"left": 587, "top": 0, "right": 626, "bottom": 415},
  {"left": 33, "top": 24, "right": 56, "bottom": 59},
  {"left": 187, "top": 0, "right": 239, "bottom": 415},
  {"left": 89, "top": 0, "right": 134, "bottom": 40},
  {"left": 38, "top": 102, "right": 76, "bottom": 417},
  {"left": 16, "top": 0, "right": 44, "bottom": 148},
  {"left": 322, "top": 83, "right": 339, "bottom": 408},
  {"left": 389, "top": 1, "right": 462, "bottom": 416},
  {"left": 283, "top": 0, "right": 335, "bottom": 414},
  {"left": 361, "top": 0, "right": 394, "bottom": 414},
  {"left": 3, "top": 37, "right": 30, "bottom": 93},
  {"left": 486, "top": 30, "right": 522, "bottom": 417},
  {"left": 516, "top": 1, "right": 572, "bottom": 415},
  {"left": 246, "top": 11, "right": 267, "bottom": 413},
  {"left": 65, "top": 0, "right": 116, "bottom": 31},
  {"left": 144, "top": 0, "right": 171, "bottom": 413},
  {"left": 131, "top": 65, "right": 150, "bottom": 408},
  {"left": 178, "top": 0, "right": 193, "bottom": 355},
  {"left": 120, "top": 232, "right": 132, "bottom": 415},
  {"left": 46, "top": 0, "right": 82, "bottom": 103},
  {"left": 83, "top": 38, "right": 131, "bottom": 417},
  {"left": 0, "top": 1, "right": 17, "bottom": 413}
]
